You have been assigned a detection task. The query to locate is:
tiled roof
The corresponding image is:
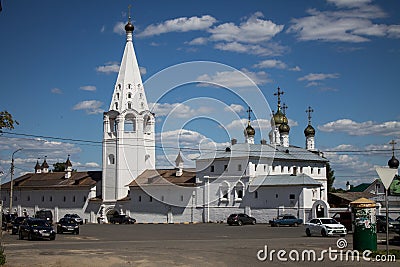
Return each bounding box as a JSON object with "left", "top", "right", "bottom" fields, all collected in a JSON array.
[
  {"left": 329, "top": 192, "right": 375, "bottom": 202},
  {"left": 129, "top": 168, "right": 196, "bottom": 187},
  {"left": 197, "top": 143, "right": 328, "bottom": 162},
  {"left": 1, "top": 171, "right": 101, "bottom": 189},
  {"left": 249, "top": 173, "right": 322, "bottom": 187}
]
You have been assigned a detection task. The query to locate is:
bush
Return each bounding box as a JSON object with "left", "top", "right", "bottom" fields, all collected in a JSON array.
[{"left": 0, "top": 245, "right": 6, "bottom": 265}]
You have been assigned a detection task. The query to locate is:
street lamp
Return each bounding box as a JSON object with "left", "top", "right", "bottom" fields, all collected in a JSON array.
[{"left": 9, "top": 148, "right": 23, "bottom": 214}]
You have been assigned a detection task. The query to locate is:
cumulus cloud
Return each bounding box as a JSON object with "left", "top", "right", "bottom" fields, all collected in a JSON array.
[
  {"left": 113, "top": 22, "right": 125, "bottom": 35},
  {"left": 150, "top": 102, "right": 213, "bottom": 119},
  {"left": 96, "top": 62, "right": 120, "bottom": 74},
  {"left": 51, "top": 88, "right": 62, "bottom": 94},
  {"left": 318, "top": 119, "right": 400, "bottom": 136},
  {"left": 253, "top": 59, "right": 287, "bottom": 69},
  {"left": 287, "top": 1, "right": 400, "bottom": 42},
  {"left": 72, "top": 100, "right": 104, "bottom": 115},
  {"left": 298, "top": 73, "right": 340, "bottom": 81},
  {"left": 138, "top": 15, "right": 217, "bottom": 37},
  {"left": 80, "top": 85, "right": 96, "bottom": 92},
  {"left": 224, "top": 104, "right": 245, "bottom": 113},
  {"left": 196, "top": 69, "right": 270, "bottom": 88}
]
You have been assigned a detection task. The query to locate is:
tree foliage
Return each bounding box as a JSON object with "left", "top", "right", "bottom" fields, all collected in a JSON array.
[
  {"left": 0, "top": 110, "right": 18, "bottom": 131},
  {"left": 52, "top": 162, "right": 76, "bottom": 172},
  {"left": 326, "top": 162, "right": 336, "bottom": 193}
]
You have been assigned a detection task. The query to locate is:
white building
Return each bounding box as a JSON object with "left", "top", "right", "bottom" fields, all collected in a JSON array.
[{"left": 1, "top": 16, "right": 330, "bottom": 224}]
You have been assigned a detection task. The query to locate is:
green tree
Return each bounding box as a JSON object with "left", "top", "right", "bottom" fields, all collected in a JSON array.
[
  {"left": 0, "top": 110, "right": 18, "bottom": 131},
  {"left": 326, "top": 162, "right": 336, "bottom": 193},
  {"left": 52, "top": 162, "right": 77, "bottom": 172}
]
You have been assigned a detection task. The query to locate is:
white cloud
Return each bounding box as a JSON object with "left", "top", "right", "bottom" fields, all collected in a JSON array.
[
  {"left": 214, "top": 42, "right": 280, "bottom": 56},
  {"left": 290, "top": 66, "right": 301, "bottom": 72},
  {"left": 139, "top": 67, "right": 147, "bottom": 75},
  {"left": 299, "top": 73, "right": 339, "bottom": 81},
  {"left": 209, "top": 12, "right": 283, "bottom": 44},
  {"left": 287, "top": 2, "right": 400, "bottom": 43},
  {"left": 253, "top": 59, "right": 287, "bottom": 69},
  {"left": 150, "top": 102, "right": 213, "bottom": 119},
  {"left": 80, "top": 85, "right": 96, "bottom": 92},
  {"left": 318, "top": 119, "right": 400, "bottom": 136},
  {"left": 224, "top": 104, "right": 245, "bottom": 113},
  {"left": 96, "top": 62, "right": 120, "bottom": 74},
  {"left": 138, "top": 15, "right": 217, "bottom": 37},
  {"left": 113, "top": 21, "right": 125, "bottom": 35},
  {"left": 187, "top": 37, "right": 208, "bottom": 45},
  {"left": 100, "top": 25, "right": 105, "bottom": 33},
  {"left": 196, "top": 69, "right": 270, "bottom": 88},
  {"left": 72, "top": 100, "right": 104, "bottom": 115},
  {"left": 51, "top": 88, "right": 62, "bottom": 94}
]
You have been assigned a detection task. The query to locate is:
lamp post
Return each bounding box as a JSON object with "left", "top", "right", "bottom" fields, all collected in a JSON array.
[{"left": 9, "top": 148, "right": 23, "bottom": 215}]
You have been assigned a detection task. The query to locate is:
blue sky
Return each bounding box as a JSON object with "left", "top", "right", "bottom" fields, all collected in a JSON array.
[{"left": 1, "top": 0, "right": 400, "bottom": 189}]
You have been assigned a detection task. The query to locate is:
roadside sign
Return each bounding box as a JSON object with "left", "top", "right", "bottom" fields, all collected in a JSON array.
[{"left": 376, "top": 167, "right": 397, "bottom": 190}]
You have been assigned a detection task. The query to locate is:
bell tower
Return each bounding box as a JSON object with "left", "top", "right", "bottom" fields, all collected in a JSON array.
[{"left": 102, "top": 10, "right": 155, "bottom": 202}]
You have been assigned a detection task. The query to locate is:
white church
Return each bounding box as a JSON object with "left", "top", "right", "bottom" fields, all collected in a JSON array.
[{"left": 1, "top": 16, "right": 330, "bottom": 224}]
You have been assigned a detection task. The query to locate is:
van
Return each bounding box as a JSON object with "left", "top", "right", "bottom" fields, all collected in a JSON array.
[
  {"left": 332, "top": 211, "right": 352, "bottom": 232},
  {"left": 35, "top": 209, "right": 53, "bottom": 224}
]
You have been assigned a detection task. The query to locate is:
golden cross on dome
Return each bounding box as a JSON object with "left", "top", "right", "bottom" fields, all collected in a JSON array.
[
  {"left": 306, "top": 106, "right": 314, "bottom": 125},
  {"left": 246, "top": 106, "right": 252, "bottom": 122},
  {"left": 390, "top": 140, "right": 397, "bottom": 156},
  {"left": 274, "top": 87, "right": 284, "bottom": 110}
]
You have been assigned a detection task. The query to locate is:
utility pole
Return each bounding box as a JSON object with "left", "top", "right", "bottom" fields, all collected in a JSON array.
[{"left": 9, "top": 148, "right": 23, "bottom": 215}]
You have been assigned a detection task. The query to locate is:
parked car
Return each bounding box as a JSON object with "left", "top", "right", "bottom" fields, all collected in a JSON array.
[
  {"left": 109, "top": 214, "right": 136, "bottom": 224},
  {"left": 64, "top": 214, "right": 83, "bottom": 225},
  {"left": 227, "top": 214, "right": 256, "bottom": 226},
  {"left": 376, "top": 215, "right": 400, "bottom": 233},
  {"left": 305, "top": 218, "right": 347, "bottom": 237},
  {"left": 19, "top": 218, "right": 56, "bottom": 240},
  {"left": 57, "top": 217, "right": 79, "bottom": 234},
  {"left": 35, "top": 209, "right": 53, "bottom": 225},
  {"left": 332, "top": 212, "right": 352, "bottom": 232},
  {"left": 11, "top": 216, "right": 27, "bottom": 235},
  {"left": 269, "top": 214, "right": 303, "bottom": 227}
]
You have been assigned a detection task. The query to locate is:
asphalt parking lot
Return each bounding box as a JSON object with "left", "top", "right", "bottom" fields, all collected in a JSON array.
[{"left": 1, "top": 223, "right": 399, "bottom": 267}]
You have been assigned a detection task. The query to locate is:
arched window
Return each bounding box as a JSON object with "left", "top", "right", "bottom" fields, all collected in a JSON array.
[
  {"left": 116, "top": 93, "right": 119, "bottom": 100},
  {"left": 115, "top": 102, "right": 118, "bottom": 110},
  {"left": 117, "top": 84, "right": 121, "bottom": 89},
  {"left": 128, "top": 93, "right": 132, "bottom": 98},
  {"left": 127, "top": 102, "right": 132, "bottom": 109},
  {"left": 219, "top": 181, "right": 230, "bottom": 202},
  {"left": 128, "top": 84, "right": 131, "bottom": 89},
  {"left": 108, "top": 154, "right": 115, "bottom": 165},
  {"left": 143, "top": 116, "right": 151, "bottom": 134},
  {"left": 234, "top": 181, "right": 244, "bottom": 201},
  {"left": 124, "top": 114, "right": 136, "bottom": 132}
]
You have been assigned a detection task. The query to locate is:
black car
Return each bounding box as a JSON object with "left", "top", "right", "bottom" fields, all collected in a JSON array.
[
  {"left": 19, "top": 218, "right": 56, "bottom": 240},
  {"left": 11, "top": 216, "right": 27, "bottom": 235},
  {"left": 64, "top": 214, "right": 83, "bottom": 225},
  {"left": 57, "top": 217, "right": 79, "bottom": 234},
  {"left": 227, "top": 214, "right": 256, "bottom": 226},
  {"left": 376, "top": 215, "right": 400, "bottom": 233},
  {"left": 109, "top": 215, "right": 136, "bottom": 224},
  {"left": 35, "top": 209, "right": 53, "bottom": 225}
]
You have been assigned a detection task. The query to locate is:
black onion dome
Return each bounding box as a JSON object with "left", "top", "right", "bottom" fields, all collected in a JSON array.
[
  {"left": 125, "top": 21, "right": 134, "bottom": 32},
  {"left": 279, "top": 122, "right": 290, "bottom": 133},
  {"left": 244, "top": 123, "right": 255, "bottom": 137},
  {"left": 304, "top": 124, "right": 315, "bottom": 137},
  {"left": 388, "top": 155, "right": 399, "bottom": 169}
]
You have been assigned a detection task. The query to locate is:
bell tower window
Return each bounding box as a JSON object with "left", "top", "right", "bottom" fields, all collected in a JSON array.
[
  {"left": 124, "top": 114, "right": 136, "bottom": 132},
  {"left": 127, "top": 102, "right": 132, "bottom": 109},
  {"left": 128, "top": 93, "right": 132, "bottom": 98},
  {"left": 115, "top": 102, "right": 118, "bottom": 110}
]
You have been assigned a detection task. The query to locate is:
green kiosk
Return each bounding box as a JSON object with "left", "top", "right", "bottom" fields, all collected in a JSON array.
[{"left": 350, "top": 197, "right": 377, "bottom": 251}]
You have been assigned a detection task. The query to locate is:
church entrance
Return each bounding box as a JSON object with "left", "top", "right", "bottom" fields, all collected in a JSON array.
[{"left": 311, "top": 200, "right": 330, "bottom": 218}]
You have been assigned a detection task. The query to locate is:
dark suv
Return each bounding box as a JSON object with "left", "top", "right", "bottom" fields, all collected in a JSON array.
[
  {"left": 109, "top": 215, "right": 136, "bottom": 224},
  {"left": 19, "top": 218, "right": 56, "bottom": 240},
  {"left": 11, "top": 216, "right": 27, "bottom": 235},
  {"left": 227, "top": 214, "right": 256, "bottom": 226},
  {"left": 35, "top": 209, "right": 53, "bottom": 225}
]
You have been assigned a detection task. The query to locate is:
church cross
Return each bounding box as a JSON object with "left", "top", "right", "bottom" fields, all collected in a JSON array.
[
  {"left": 306, "top": 106, "right": 314, "bottom": 125},
  {"left": 282, "top": 103, "right": 288, "bottom": 115},
  {"left": 390, "top": 140, "right": 397, "bottom": 156},
  {"left": 274, "top": 87, "right": 284, "bottom": 110},
  {"left": 246, "top": 106, "right": 252, "bottom": 122},
  {"left": 128, "top": 4, "right": 132, "bottom": 21}
]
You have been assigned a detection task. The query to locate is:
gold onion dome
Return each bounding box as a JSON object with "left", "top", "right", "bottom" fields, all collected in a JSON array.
[
  {"left": 304, "top": 124, "right": 315, "bottom": 137},
  {"left": 271, "top": 110, "right": 287, "bottom": 126},
  {"left": 244, "top": 122, "right": 255, "bottom": 137},
  {"left": 279, "top": 122, "right": 290, "bottom": 133}
]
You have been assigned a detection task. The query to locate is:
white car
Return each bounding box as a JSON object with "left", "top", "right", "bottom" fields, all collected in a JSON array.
[{"left": 305, "top": 218, "right": 347, "bottom": 237}]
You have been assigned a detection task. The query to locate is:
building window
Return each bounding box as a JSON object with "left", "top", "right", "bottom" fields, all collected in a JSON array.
[
  {"left": 139, "top": 93, "right": 143, "bottom": 99},
  {"left": 128, "top": 84, "right": 131, "bottom": 89},
  {"left": 210, "top": 165, "right": 215, "bottom": 172},
  {"left": 238, "top": 164, "right": 242, "bottom": 171},
  {"left": 117, "top": 84, "right": 121, "bottom": 89},
  {"left": 14, "top": 196, "right": 17, "bottom": 201},
  {"left": 293, "top": 167, "right": 297, "bottom": 175},
  {"left": 254, "top": 191, "right": 258, "bottom": 199},
  {"left": 311, "top": 168, "right": 314, "bottom": 174},
  {"left": 116, "top": 93, "right": 119, "bottom": 100},
  {"left": 289, "top": 194, "right": 295, "bottom": 200},
  {"left": 63, "top": 196, "right": 66, "bottom": 202},
  {"left": 42, "top": 196, "right": 45, "bottom": 202},
  {"left": 115, "top": 102, "right": 118, "bottom": 110},
  {"left": 73, "top": 196, "right": 76, "bottom": 202},
  {"left": 264, "top": 165, "right": 266, "bottom": 172},
  {"left": 224, "top": 165, "right": 228, "bottom": 171},
  {"left": 83, "top": 196, "right": 87, "bottom": 202},
  {"left": 49, "top": 196, "right": 53, "bottom": 202},
  {"left": 149, "top": 196, "right": 153, "bottom": 202},
  {"left": 275, "top": 194, "right": 278, "bottom": 198},
  {"left": 27, "top": 196, "right": 30, "bottom": 201},
  {"left": 161, "top": 196, "right": 164, "bottom": 201},
  {"left": 300, "top": 167, "right": 303, "bottom": 173},
  {"left": 181, "top": 195, "right": 184, "bottom": 201},
  {"left": 234, "top": 181, "right": 244, "bottom": 201},
  {"left": 237, "top": 190, "right": 243, "bottom": 199},
  {"left": 139, "top": 195, "right": 142, "bottom": 202},
  {"left": 108, "top": 154, "right": 115, "bottom": 165},
  {"left": 127, "top": 102, "right": 132, "bottom": 109},
  {"left": 255, "top": 164, "right": 258, "bottom": 171},
  {"left": 222, "top": 190, "right": 228, "bottom": 199}
]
